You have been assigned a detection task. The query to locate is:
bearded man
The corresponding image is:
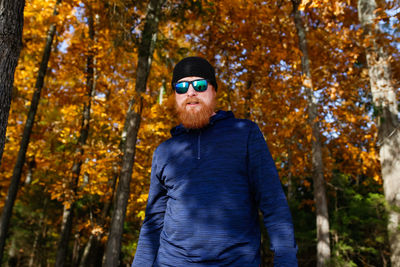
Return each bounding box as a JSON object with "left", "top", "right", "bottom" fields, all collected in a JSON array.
[{"left": 132, "top": 57, "right": 297, "bottom": 267}]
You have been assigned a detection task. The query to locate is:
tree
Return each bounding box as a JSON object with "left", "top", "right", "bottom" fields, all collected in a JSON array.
[
  {"left": 0, "top": 0, "right": 397, "bottom": 265},
  {"left": 358, "top": 0, "right": 400, "bottom": 265},
  {"left": 291, "top": 1, "right": 331, "bottom": 265},
  {"left": 103, "top": 0, "right": 166, "bottom": 265},
  {"left": 0, "top": 0, "right": 25, "bottom": 166},
  {"left": 54, "top": 1, "right": 95, "bottom": 265},
  {"left": 0, "top": 0, "right": 60, "bottom": 262}
]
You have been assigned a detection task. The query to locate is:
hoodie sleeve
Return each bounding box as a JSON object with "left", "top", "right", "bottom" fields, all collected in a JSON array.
[
  {"left": 132, "top": 148, "right": 168, "bottom": 267},
  {"left": 247, "top": 123, "right": 298, "bottom": 267}
]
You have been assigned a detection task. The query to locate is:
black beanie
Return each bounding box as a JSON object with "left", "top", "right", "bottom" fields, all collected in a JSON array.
[{"left": 171, "top": 56, "right": 218, "bottom": 91}]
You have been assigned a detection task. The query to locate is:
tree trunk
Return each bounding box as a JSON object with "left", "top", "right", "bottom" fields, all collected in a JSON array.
[
  {"left": 286, "top": 138, "right": 294, "bottom": 201},
  {"left": 55, "top": 4, "right": 95, "bottom": 266},
  {"left": 71, "top": 233, "right": 81, "bottom": 266},
  {"left": 0, "top": 0, "right": 59, "bottom": 262},
  {"left": 7, "top": 236, "right": 17, "bottom": 267},
  {"left": 0, "top": 0, "right": 25, "bottom": 166},
  {"left": 28, "top": 197, "right": 48, "bottom": 267},
  {"left": 158, "top": 80, "right": 165, "bottom": 104},
  {"left": 103, "top": 0, "right": 165, "bottom": 265},
  {"left": 25, "top": 156, "right": 36, "bottom": 185},
  {"left": 291, "top": 1, "right": 331, "bottom": 266},
  {"left": 79, "top": 167, "right": 118, "bottom": 267},
  {"left": 358, "top": 1, "right": 400, "bottom": 266},
  {"left": 79, "top": 234, "right": 94, "bottom": 267},
  {"left": 55, "top": 203, "right": 75, "bottom": 267}
]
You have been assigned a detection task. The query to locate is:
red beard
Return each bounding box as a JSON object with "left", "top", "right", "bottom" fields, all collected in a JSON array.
[{"left": 175, "top": 96, "right": 216, "bottom": 129}]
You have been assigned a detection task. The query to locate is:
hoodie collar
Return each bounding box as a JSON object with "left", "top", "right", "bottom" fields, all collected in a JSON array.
[{"left": 170, "top": 110, "right": 234, "bottom": 137}]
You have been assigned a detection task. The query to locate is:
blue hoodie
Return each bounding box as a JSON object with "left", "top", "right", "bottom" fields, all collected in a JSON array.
[{"left": 132, "top": 110, "right": 297, "bottom": 267}]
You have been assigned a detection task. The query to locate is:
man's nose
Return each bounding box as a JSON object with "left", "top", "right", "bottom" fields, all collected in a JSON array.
[{"left": 187, "top": 84, "right": 197, "bottom": 96}]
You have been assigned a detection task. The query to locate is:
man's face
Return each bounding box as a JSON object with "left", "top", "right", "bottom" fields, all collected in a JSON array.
[{"left": 175, "top": 76, "right": 216, "bottom": 129}]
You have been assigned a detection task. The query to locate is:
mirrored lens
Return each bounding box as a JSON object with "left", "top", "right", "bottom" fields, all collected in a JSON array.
[
  {"left": 174, "top": 79, "right": 208, "bottom": 94},
  {"left": 175, "top": 82, "right": 189, "bottom": 94},
  {"left": 193, "top": 80, "right": 208, "bottom": 91}
]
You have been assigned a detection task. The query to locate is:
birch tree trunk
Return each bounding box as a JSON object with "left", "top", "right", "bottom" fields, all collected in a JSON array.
[
  {"left": 0, "top": 0, "right": 25, "bottom": 166},
  {"left": 103, "top": 0, "right": 165, "bottom": 265},
  {"left": 55, "top": 4, "right": 95, "bottom": 266},
  {"left": 358, "top": 1, "right": 400, "bottom": 266},
  {"left": 0, "top": 0, "right": 59, "bottom": 262},
  {"left": 291, "top": 1, "right": 331, "bottom": 266}
]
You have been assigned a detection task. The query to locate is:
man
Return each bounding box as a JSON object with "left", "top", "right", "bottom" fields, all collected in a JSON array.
[{"left": 132, "top": 57, "right": 297, "bottom": 267}]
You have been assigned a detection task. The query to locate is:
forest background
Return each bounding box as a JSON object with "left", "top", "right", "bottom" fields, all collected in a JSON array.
[{"left": 0, "top": 0, "right": 399, "bottom": 266}]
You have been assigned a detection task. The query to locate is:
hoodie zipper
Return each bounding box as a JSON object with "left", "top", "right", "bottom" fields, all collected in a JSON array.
[{"left": 197, "top": 131, "right": 201, "bottom": 160}]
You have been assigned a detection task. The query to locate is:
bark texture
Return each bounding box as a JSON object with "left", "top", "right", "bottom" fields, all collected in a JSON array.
[
  {"left": 358, "top": 1, "right": 400, "bottom": 266},
  {"left": 103, "top": 0, "right": 165, "bottom": 265},
  {"left": 0, "top": 0, "right": 59, "bottom": 262},
  {"left": 291, "top": 1, "right": 331, "bottom": 266},
  {"left": 55, "top": 5, "right": 95, "bottom": 266},
  {"left": 0, "top": 0, "right": 24, "bottom": 165}
]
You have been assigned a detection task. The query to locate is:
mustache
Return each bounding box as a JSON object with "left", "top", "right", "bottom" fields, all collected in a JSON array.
[{"left": 184, "top": 97, "right": 203, "bottom": 105}]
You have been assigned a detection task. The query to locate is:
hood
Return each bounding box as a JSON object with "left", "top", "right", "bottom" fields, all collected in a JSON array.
[{"left": 170, "top": 110, "right": 234, "bottom": 137}]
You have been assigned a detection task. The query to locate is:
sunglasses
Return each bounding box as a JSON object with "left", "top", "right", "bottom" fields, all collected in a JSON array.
[{"left": 173, "top": 79, "right": 209, "bottom": 94}]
